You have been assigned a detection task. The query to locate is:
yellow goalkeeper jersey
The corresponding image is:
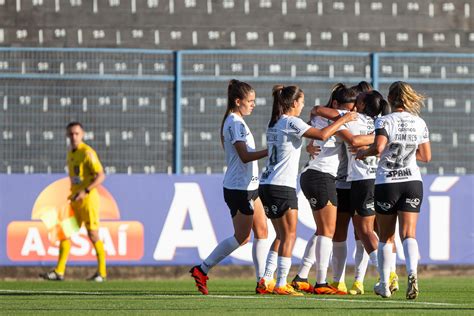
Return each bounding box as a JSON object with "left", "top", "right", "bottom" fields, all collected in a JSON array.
[{"left": 67, "top": 142, "right": 103, "bottom": 197}]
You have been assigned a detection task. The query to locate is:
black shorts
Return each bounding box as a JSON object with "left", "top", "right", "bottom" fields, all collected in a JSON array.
[
  {"left": 223, "top": 188, "right": 258, "bottom": 218},
  {"left": 336, "top": 188, "right": 352, "bottom": 215},
  {"left": 300, "top": 169, "right": 337, "bottom": 211},
  {"left": 350, "top": 179, "right": 375, "bottom": 217},
  {"left": 258, "top": 184, "right": 298, "bottom": 219},
  {"left": 374, "top": 181, "right": 423, "bottom": 215}
]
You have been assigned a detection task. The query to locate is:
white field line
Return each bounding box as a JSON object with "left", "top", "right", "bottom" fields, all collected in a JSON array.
[{"left": 0, "top": 290, "right": 467, "bottom": 307}]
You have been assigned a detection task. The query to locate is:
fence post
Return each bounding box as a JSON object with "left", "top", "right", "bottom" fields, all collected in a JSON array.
[
  {"left": 371, "top": 53, "right": 379, "bottom": 90},
  {"left": 173, "top": 51, "right": 182, "bottom": 174}
]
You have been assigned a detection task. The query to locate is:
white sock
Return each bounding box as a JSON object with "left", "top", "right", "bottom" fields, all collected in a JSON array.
[
  {"left": 377, "top": 242, "right": 392, "bottom": 286},
  {"left": 332, "top": 241, "right": 347, "bottom": 283},
  {"left": 390, "top": 251, "right": 397, "bottom": 273},
  {"left": 201, "top": 236, "right": 240, "bottom": 274},
  {"left": 297, "top": 234, "right": 317, "bottom": 279},
  {"left": 369, "top": 250, "right": 379, "bottom": 269},
  {"left": 354, "top": 240, "right": 369, "bottom": 282},
  {"left": 263, "top": 250, "right": 278, "bottom": 281},
  {"left": 403, "top": 238, "right": 419, "bottom": 276},
  {"left": 252, "top": 238, "right": 269, "bottom": 282},
  {"left": 276, "top": 256, "right": 292, "bottom": 288},
  {"left": 315, "top": 235, "right": 332, "bottom": 285}
]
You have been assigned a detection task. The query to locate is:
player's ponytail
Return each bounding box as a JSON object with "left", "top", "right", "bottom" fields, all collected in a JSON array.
[
  {"left": 361, "top": 90, "right": 391, "bottom": 118},
  {"left": 269, "top": 85, "right": 304, "bottom": 127},
  {"left": 325, "top": 83, "right": 346, "bottom": 107},
  {"left": 269, "top": 85, "right": 285, "bottom": 127},
  {"left": 333, "top": 85, "right": 357, "bottom": 107},
  {"left": 351, "top": 81, "right": 373, "bottom": 95},
  {"left": 220, "top": 79, "right": 254, "bottom": 146}
]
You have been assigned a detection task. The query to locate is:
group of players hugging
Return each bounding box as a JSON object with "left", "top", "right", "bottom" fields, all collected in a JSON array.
[{"left": 190, "top": 79, "right": 430, "bottom": 300}]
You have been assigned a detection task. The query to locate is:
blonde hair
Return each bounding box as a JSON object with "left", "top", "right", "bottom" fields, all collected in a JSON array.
[{"left": 388, "top": 81, "right": 425, "bottom": 116}]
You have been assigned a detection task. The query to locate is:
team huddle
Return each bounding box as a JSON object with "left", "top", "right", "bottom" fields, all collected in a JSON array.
[{"left": 190, "top": 80, "right": 431, "bottom": 300}]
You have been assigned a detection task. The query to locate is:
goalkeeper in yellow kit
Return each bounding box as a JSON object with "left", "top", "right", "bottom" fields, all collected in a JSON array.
[{"left": 40, "top": 122, "right": 107, "bottom": 281}]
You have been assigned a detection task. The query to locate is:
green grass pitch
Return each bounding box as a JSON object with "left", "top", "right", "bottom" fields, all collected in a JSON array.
[{"left": 1, "top": 276, "right": 473, "bottom": 315}]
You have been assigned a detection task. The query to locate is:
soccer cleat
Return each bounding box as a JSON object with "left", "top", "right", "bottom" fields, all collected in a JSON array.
[
  {"left": 314, "top": 283, "right": 347, "bottom": 295},
  {"left": 330, "top": 281, "right": 348, "bottom": 294},
  {"left": 374, "top": 282, "right": 391, "bottom": 298},
  {"left": 290, "top": 275, "right": 314, "bottom": 294},
  {"left": 256, "top": 278, "right": 276, "bottom": 294},
  {"left": 389, "top": 271, "right": 399, "bottom": 293},
  {"left": 87, "top": 272, "right": 106, "bottom": 282},
  {"left": 348, "top": 281, "right": 365, "bottom": 295},
  {"left": 189, "top": 265, "right": 209, "bottom": 295},
  {"left": 273, "top": 284, "right": 304, "bottom": 296},
  {"left": 39, "top": 270, "right": 64, "bottom": 281},
  {"left": 406, "top": 274, "right": 419, "bottom": 300}
]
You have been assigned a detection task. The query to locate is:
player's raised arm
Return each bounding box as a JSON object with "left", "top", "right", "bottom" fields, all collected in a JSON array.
[{"left": 304, "top": 112, "right": 357, "bottom": 141}]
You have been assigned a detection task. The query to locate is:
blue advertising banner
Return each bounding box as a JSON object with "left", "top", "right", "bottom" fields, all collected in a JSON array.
[{"left": 0, "top": 174, "right": 473, "bottom": 266}]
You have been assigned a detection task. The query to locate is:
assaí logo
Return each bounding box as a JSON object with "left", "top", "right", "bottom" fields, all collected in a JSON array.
[{"left": 7, "top": 178, "right": 144, "bottom": 262}]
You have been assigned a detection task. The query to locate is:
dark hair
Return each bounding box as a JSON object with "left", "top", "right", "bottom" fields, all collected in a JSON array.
[
  {"left": 66, "top": 121, "right": 84, "bottom": 130},
  {"left": 360, "top": 90, "right": 391, "bottom": 118},
  {"left": 220, "top": 79, "right": 254, "bottom": 145},
  {"left": 269, "top": 85, "right": 304, "bottom": 127},
  {"left": 325, "top": 83, "right": 346, "bottom": 107},
  {"left": 333, "top": 86, "right": 357, "bottom": 105},
  {"left": 351, "top": 81, "right": 373, "bottom": 95}
]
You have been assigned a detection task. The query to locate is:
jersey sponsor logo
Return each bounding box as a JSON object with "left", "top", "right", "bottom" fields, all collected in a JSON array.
[
  {"left": 71, "top": 176, "right": 82, "bottom": 185},
  {"left": 288, "top": 121, "right": 301, "bottom": 134},
  {"left": 377, "top": 119, "right": 386, "bottom": 129},
  {"left": 261, "top": 169, "right": 272, "bottom": 180},
  {"left": 406, "top": 198, "right": 421, "bottom": 208},
  {"left": 73, "top": 165, "right": 80, "bottom": 176},
  {"left": 239, "top": 124, "right": 247, "bottom": 138},
  {"left": 386, "top": 168, "right": 412, "bottom": 178},
  {"left": 228, "top": 126, "right": 234, "bottom": 141},
  {"left": 266, "top": 129, "right": 278, "bottom": 142},
  {"left": 376, "top": 201, "right": 392, "bottom": 212},
  {"left": 397, "top": 120, "right": 416, "bottom": 132}
]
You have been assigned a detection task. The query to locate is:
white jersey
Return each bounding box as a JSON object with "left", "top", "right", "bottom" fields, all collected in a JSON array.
[
  {"left": 375, "top": 112, "right": 429, "bottom": 184},
  {"left": 260, "top": 115, "right": 311, "bottom": 189},
  {"left": 335, "top": 143, "right": 351, "bottom": 189},
  {"left": 301, "top": 115, "right": 346, "bottom": 177},
  {"left": 345, "top": 113, "right": 378, "bottom": 181},
  {"left": 222, "top": 113, "right": 259, "bottom": 190}
]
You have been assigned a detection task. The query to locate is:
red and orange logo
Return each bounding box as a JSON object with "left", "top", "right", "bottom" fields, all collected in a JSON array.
[{"left": 7, "top": 178, "right": 144, "bottom": 262}]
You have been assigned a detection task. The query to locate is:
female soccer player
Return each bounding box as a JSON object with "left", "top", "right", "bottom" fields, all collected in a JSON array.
[
  {"left": 329, "top": 83, "right": 399, "bottom": 296},
  {"left": 257, "top": 85, "right": 356, "bottom": 296},
  {"left": 190, "top": 79, "right": 269, "bottom": 295},
  {"left": 332, "top": 81, "right": 373, "bottom": 295},
  {"left": 291, "top": 84, "right": 357, "bottom": 295},
  {"left": 357, "top": 81, "right": 431, "bottom": 299}
]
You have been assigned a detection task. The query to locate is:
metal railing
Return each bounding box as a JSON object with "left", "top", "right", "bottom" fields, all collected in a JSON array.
[{"left": 0, "top": 48, "right": 472, "bottom": 174}]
